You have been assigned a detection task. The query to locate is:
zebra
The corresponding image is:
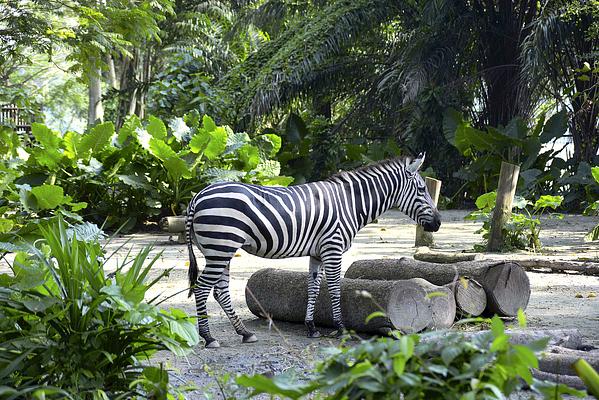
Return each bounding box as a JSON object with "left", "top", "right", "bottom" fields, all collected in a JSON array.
[{"left": 186, "top": 153, "right": 441, "bottom": 348}]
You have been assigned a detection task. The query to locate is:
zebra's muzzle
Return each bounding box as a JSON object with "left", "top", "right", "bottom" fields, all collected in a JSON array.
[{"left": 422, "top": 211, "right": 441, "bottom": 232}]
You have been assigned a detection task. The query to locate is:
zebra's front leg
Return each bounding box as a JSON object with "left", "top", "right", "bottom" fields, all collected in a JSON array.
[
  {"left": 323, "top": 256, "right": 346, "bottom": 337},
  {"left": 213, "top": 267, "right": 257, "bottom": 344},
  {"left": 305, "top": 256, "right": 324, "bottom": 338}
]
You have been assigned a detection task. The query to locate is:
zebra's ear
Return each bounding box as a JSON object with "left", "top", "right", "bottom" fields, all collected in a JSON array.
[{"left": 406, "top": 152, "right": 425, "bottom": 174}]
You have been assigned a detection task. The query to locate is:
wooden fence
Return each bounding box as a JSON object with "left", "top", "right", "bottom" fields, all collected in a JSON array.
[{"left": 0, "top": 104, "right": 34, "bottom": 133}]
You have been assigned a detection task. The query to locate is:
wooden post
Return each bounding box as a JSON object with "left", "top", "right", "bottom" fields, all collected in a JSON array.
[
  {"left": 487, "top": 162, "right": 520, "bottom": 252},
  {"left": 415, "top": 177, "right": 442, "bottom": 247}
]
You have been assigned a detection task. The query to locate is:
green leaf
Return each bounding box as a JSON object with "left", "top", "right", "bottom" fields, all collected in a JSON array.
[
  {"left": 149, "top": 138, "right": 177, "bottom": 162},
  {"left": 365, "top": 311, "right": 386, "bottom": 324},
  {"left": 573, "top": 359, "right": 599, "bottom": 397},
  {"left": 540, "top": 110, "right": 568, "bottom": 143},
  {"left": 163, "top": 156, "right": 192, "bottom": 181},
  {"left": 490, "top": 316, "right": 505, "bottom": 337},
  {"left": 31, "top": 123, "right": 61, "bottom": 150},
  {"left": 475, "top": 192, "right": 497, "bottom": 211},
  {"left": 204, "top": 126, "right": 228, "bottom": 160},
  {"left": 285, "top": 112, "right": 308, "bottom": 144},
  {"left": 592, "top": 167, "right": 599, "bottom": 184},
  {"left": 30, "top": 185, "right": 65, "bottom": 210},
  {"left": 517, "top": 308, "right": 527, "bottom": 328},
  {"left": 202, "top": 115, "right": 217, "bottom": 133},
  {"left": 0, "top": 219, "right": 14, "bottom": 233},
  {"left": 260, "top": 176, "right": 295, "bottom": 186},
  {"left": 79, "top": 122, "right": 115, "bottom": 157},
  {"left": 238, "top": 144, "right": 260, "bottom": 171},
  {"left": 393, "top": 355, "right": 407, "bottom": 376},
  {"left": 63, "top": 131, "right": 81, "bottom": 160},
  {"left": 118, "top": 115, "right": 142, "bottom": 145},
  {"left": 147, "top": 115, "right": 167, "bottom": 140},
  {"left": 533, "top": 195, "right": 563, "bottom": 211},
  {"left": 255, "top": 133, "right": 282, "bottom": 157},
  {"left": 117, "top": 174, "right": 153, "bottom": 190},
  {"left": 236, "top": 374, "right": 307, "bottom": 399}
]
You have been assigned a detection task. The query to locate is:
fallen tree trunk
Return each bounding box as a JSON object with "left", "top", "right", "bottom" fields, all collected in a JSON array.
[
  {"left": 420, "top": 329, "right": 585, "bottom": 350},
  {"left": 245, "top": 269, "right": 455, "bottom": 334},
  {"left": 346, "top": 258, "right": 530, "bottom": 317},
  {"left": 512, "top": 259, "right": 599, "bottom": 276},
  {"left": 531, "top": 370, "right": 586, "bottom": 390},
  {"left": 414, "top": 247, "right": 481, "bottom": 263},
  {"left": 539, "top": 351, "right": 599, "bottom": 376}
]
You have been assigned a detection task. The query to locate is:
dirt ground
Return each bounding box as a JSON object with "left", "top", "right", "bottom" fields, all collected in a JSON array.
[
  {"left": 2, "top": 210, "right": 597, "bottom": 398},
  {"left": 99, "top": 210, "right": 599, "bottom": 398}
]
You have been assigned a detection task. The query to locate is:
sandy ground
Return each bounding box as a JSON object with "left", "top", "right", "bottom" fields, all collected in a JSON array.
[
  {"left": 2, "top": 210, "right": 598, "bottom": 398},
  {"left": 98, "top": 209, "right": 599, "bottom": 398}
]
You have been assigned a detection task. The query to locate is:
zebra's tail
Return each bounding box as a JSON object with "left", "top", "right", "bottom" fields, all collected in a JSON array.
[{"left": 186, "top": 198, "right": 198, "bottom": 298}]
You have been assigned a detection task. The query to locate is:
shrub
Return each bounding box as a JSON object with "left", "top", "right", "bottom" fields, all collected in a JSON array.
[
  {"left": 237, "top": 317, "right": 584, "bottom": 399},
  {"left": 466, "top": 192, "right": 563, "bottom": 251},
  {"left": 0, "top": 217, "right": 198, "bottom": 399}
]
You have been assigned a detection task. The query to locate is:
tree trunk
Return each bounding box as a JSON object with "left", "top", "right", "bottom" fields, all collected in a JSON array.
[
  {"left": 245, "top": 269, "right": 455, "bottom": 334},
  {"left": 345, "top": 258, "right": 530, "bottom": 317},
  {"left": 87, "top": 62, "right": 104, "bottom": 127},
  {"left": 487, "top": 162, "right": 520, "bottom": 252}
]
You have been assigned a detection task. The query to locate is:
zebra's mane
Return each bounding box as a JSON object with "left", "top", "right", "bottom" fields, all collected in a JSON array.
[{"left": 326, "top": 157, "right": 412, "bottom": 182}]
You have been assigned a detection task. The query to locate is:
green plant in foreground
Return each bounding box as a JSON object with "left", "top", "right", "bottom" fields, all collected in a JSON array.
[
  {"left": 583, "top": 166, "right": 599, "bottom": 241},
  {"left": 236, "top": 316, "right": 584, "bottom": 399},
  {"left": 466, "top": 192, "right": 563, "bottom": 251},
  {"left": 0, "top": 217, "right": 199, "bottom": 399}
]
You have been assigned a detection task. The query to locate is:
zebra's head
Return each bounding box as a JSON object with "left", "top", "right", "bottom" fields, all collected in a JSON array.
[{"left": 399, "top": 153, "right": 441, "bottom": 232}]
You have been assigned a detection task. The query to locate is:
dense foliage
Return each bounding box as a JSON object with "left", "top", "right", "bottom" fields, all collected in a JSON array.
[
  {"left": 236, "top": 317, "right": 584, "bottom": 399},
  {"left": 0, "top": 217, "right": 198, "bottom": 399},
  {"left": 0, "top": 114, "right": 291, "bottom": 234}
]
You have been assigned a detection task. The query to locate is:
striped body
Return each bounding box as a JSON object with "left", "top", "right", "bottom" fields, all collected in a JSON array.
[{"left": 186, "top": 156, "right": 441, "bottom": 346}]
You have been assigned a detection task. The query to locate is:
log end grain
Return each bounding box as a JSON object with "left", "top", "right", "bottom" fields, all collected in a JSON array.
[
  {"left": 454, "top": 278, "right": 487, "bottom": 316},
  {"left": 387, "top": 282, "right": 432, "bottom": 334},
  {"left": 482, "top": 262, "right": 531, "bottom": 316}
]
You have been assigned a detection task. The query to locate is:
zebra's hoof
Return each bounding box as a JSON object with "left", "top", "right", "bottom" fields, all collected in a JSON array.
[
  {"left": 307, "top": 330, "right": 321, "bottom": 338},
  {"left": 205, "top": 339, "right": 221, "bottom": 349},
  {"left": 242, "top": 334, "right": 258, "bottom": 343}
]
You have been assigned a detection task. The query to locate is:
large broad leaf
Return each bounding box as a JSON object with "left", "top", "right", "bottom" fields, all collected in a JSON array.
[
  {"left": 442, "top": 108, "right": 465, "bottom": 151},
  {"left": 189, "top": 124, "right": 228, "bottom": 160},
  {"left": 475, "top": 192, "right": 497, "bottom": 211},
  {"left": 149, "top": 138, "right": 177, "bottom": 162},
  {"left": 284, "top": 113, "right": 308, "bottom": 144},
  {"left": 225, "top": 132, "right": 251, "bottom": 154},
  {"left": 504, "top": 117, "right": 528, "bottom": 139},
  {"left": 255, "top": 160, "right": 281, "bottom": 177},
  {"left": 534, "top": 195, "right": 563, "bottom": 211},
  {"left": 202, "top": 114, "right": 217, "bottom": 132},
  {"left": 203, "top": 168, "right": 245, "bottom": 183},
  {"left": 238, "top": 144, "right": 261, "bottom": 171},
  {"left": 117, "top": 174, "right": 153, "bottom": 190},
  {"left": 260, "top": 176, "right": 294, "bottom": 186},
  {"left": 30, "top": 185, "right": 65, "bottom": 210},
  {"left": 63, "top": 131, "right": 81, "bottom": 160},
  {"left": 592, "top": 166, "right": 599, "bottom": 184},
  {"left": 31, "top": 123, "right": 61, "bottom": 150},
  {"left": 254, "top": 133, "right": 282, "bottom": 157},
  {"left": 521, "top": 137, "right": 542, "bottom": 170},
  {"left": 163, "top": 156, "right": 192, "bottom": 181},
  {"left": 29, "top": 148, "right": 63, "bottom": 169},
  {"left": 147, "top": 115, "right": 167, "bottom": 140},
  {"left": 540, "top": 110, "right": 568, "bottom": 143},
  {"left": 118, "top": 115, "right": 142, "bottom": 145},
  {"left": 0, "top": 127, "right": 20, "bottom": 158},
  {"left": 0, "top": 219, "right": 14, "bottom": 233},
  {"left": 79, "top": 122, "right": 115, "bottom": 157}
]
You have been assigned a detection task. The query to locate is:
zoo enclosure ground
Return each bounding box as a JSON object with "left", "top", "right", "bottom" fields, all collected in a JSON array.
[{"left": 104, "top": 210, "right": 599, "bottom": 397}]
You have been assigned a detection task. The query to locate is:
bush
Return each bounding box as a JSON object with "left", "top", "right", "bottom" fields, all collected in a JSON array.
[
  {"left": 236, "top": 317, "right": 584, "bottom": 399},
  {"left": 0, "top": 217, "right": 198, "bottom": 399}
]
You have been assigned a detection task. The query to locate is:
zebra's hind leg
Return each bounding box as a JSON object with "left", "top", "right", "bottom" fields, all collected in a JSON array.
[
  {"left": 304, "top": 256, "right": 324, "bottom": 338},
  {"left": 213, "top": 266, "right": 257, "bottom": 344},
  {"left": 193, "top": 259, "right": 228, "bottom": 348},
  {"left": 323, "top": 252, "right": 346, "bottom": 338}
]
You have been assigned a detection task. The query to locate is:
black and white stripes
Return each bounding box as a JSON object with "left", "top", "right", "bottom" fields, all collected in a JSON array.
[{"left": 186, "top": 154, "right": 441, "bottom": 347}]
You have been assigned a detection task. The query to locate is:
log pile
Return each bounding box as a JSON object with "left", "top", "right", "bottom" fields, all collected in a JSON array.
[
  {"left": 345, "top": 258, "right": 530, "bottom": 317},
  {"left": 245, "top": 269, "right": 455, "bottom": 334}
]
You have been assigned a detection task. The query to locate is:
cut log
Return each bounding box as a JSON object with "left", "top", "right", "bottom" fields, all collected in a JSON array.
[
  {"left": 539, "top": 351, "right": 599, "bottom": 376},
  {"left": 414, "top": 247, "right": 481, "bottom": 263},
  {"left": 420, "top": 329, "right": 585, "bottom": 350},
  {"left": 245, "top": 269, "right": 455, "bottom": 334},
  {"left": 445, "top": 278, "right": 487, "bottom": 316},
  {"left": 345, "top": 258, "right": 530, "bottom": 317},
  {"left": 532, "top": 370, "right": 586, "bottom": 390},
  {"left": 159, "top": 215, "right": 186, "bottom": 233}
]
